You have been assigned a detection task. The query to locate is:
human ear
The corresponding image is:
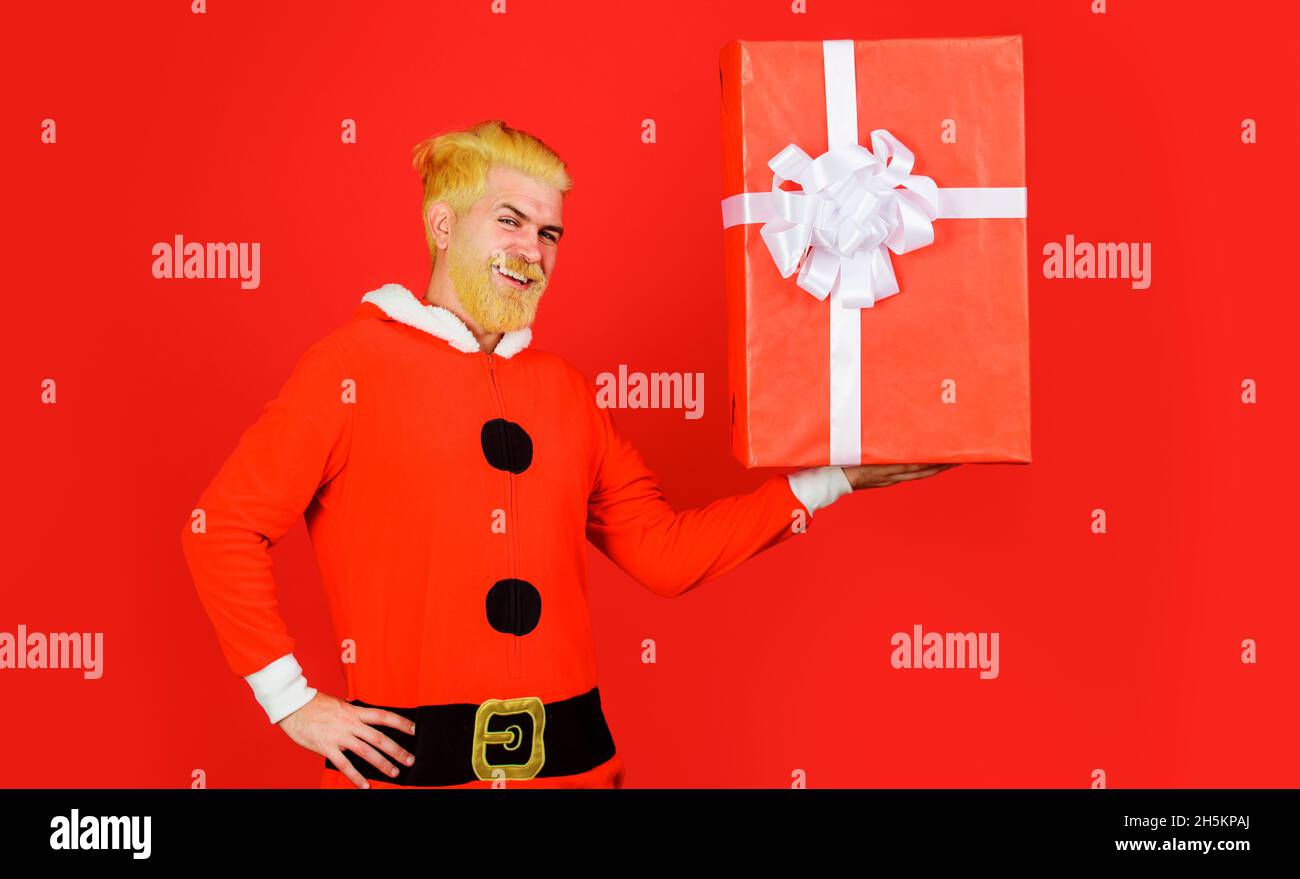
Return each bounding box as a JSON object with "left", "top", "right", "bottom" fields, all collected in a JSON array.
[{"left": 428, "top": 201, "right": 456, "bottom": 250}]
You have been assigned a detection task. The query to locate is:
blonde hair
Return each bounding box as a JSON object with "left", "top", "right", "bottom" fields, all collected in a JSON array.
[{"left": 411, "top": 120, "right": 573, "bottom": 266}]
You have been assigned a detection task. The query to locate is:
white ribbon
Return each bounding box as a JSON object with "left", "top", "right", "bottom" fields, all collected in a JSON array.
[{"left": 720, "top": 39, "right": 1027, "bottom": 463}]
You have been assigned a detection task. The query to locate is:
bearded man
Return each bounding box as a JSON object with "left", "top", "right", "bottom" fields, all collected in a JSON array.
[{"left": 180, "top": 120, "right": 956, "bottom": 790}]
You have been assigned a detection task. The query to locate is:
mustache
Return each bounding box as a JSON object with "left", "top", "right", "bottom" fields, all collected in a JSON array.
[{"left": 489, "top": 256, "right": 544, "bottom": 282}]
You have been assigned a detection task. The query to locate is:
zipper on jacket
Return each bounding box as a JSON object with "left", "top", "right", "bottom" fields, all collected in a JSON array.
[{"left": 484, "top": 351, "right": 522, "bottom": 679}]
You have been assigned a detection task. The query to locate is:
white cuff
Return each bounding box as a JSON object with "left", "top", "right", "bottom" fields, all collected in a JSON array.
[
  {"left": 244, "top": 653, "right": 318, "bottom": 724},
  {"left": 786, "top": 466, "right": 854, "bottom": 516}
]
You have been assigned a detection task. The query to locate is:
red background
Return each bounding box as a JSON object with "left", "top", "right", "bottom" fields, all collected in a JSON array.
[{"left": 2, "top": 0, "right": 1296, "bottom": 788}]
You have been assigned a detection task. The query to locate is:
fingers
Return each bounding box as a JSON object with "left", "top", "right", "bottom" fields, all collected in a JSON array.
[
  {"left": 868, "top": 463, "right": 937, "bottom": 476},
  {"left": 321, "top": 706, "right": 418, "bottom": 789},
  {"left": 867, "top": 463, "right": 957, "bottom": 480},
  {"left": 352, "top": 722, "right": 416, "bottom": 772},
  {"left": 325, "top": 746, "right": 371, "bottom": 790},
  {"left": 358, "top": 707, "right": 417, "bottom": 736},
  {"left": 887, "top": 464, "right": 957, "bottom": 483},
  {"left": 342, "top": 734, "right": 402, "bottom": 780}
]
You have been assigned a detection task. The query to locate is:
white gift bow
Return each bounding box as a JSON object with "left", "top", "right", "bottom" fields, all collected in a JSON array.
[
  {"left": 719, "top": 39, "right": 1027, "bottom": 463},
  {"left": 724, "top": 128, "right": 941, "bottom": 309}
]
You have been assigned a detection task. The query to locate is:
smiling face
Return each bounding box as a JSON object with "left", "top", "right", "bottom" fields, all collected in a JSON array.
[{"left": 444, "top": 165, "right": 564, "bottom": 334}]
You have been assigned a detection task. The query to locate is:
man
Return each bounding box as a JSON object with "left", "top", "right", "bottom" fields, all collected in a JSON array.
[{"left": 180, "top": 120, "right": 957, "bottom": 790}]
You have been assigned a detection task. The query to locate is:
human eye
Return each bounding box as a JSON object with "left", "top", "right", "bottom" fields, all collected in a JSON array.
[{"left": 499, "top": 216, "right": 519, "bottom": 227}]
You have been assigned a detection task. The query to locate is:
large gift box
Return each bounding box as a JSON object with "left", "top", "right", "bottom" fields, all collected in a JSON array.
[{"left": 719, "top": 36, "right": 1031, "bottom": 467}]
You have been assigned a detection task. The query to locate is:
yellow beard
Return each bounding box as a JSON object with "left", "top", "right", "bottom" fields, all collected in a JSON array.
[{"left": 448, "top": 234, "right": 546, "bottom": 334}]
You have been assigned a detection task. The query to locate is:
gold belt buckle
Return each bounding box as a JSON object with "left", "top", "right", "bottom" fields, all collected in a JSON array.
[{"left": 471, "top": 696, "right": 546, "bottom": 781}]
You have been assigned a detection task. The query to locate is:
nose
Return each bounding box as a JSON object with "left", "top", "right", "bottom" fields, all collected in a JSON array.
[
  {"left": 513, "top": 242, "right": 541, "bottom": 268},
  {"left": 510, "top": 233, "right": 542, "bottom": 267}
]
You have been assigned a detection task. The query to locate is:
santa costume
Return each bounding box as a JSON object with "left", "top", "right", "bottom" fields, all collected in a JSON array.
[{"left": 180, "top": 283, "right": 852, "bottom": 788}]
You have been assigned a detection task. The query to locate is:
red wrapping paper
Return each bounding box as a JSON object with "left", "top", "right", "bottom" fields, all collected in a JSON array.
[{"left": 719, "top": 36, "right": 1032, "bottom": 467}]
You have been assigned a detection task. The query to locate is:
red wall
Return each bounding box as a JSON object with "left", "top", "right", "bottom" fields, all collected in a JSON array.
[{"left": 2, "top": 0, "right": 1295, "bottom": 788}]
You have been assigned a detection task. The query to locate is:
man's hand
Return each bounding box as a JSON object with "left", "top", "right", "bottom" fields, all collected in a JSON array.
[
  {"left": 277, "top": 690, "right": 417, "bottom": 789},
  {"left": 841, "top": 463, "right": 960, "bottom": 490}
]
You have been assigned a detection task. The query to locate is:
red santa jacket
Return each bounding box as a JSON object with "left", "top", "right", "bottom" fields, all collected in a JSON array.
[{"left": 180, "top": 283, "right": 853, "bottom": 789}]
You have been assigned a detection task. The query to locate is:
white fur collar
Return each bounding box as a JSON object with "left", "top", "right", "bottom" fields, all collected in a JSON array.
[{"left": 360, "top": 283, "right": 532, "bottom": 359}]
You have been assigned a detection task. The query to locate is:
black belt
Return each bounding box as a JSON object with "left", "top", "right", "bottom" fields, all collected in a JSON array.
[{"left": 324, "top": 686, "right": 616, "bottom": 786}]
